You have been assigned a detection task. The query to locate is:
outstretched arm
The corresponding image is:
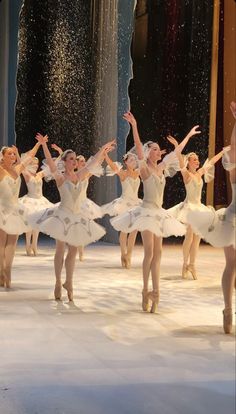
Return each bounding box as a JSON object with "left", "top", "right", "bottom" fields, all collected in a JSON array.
[
  {"left": 15, "top": 140, "right": 41, "bottom": 176},
  {"left": 123, "top": 112, "right": 144, "bottom": 160},
  {"left": 76, "top": 139, "right": 116, "bottom": 181}
]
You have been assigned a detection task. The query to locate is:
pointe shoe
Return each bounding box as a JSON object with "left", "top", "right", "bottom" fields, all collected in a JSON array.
[
  {"left": 0, "top": 274, "right": 5, "bottom": 287},
  {"left": 63, "top": 282, "right": 73, "bottom": 301},
  {"left": 187, "top": 264, "right": 197, "bottom": 280},
  {"left": 26, "top": 246, "right": 32, "bottom": 256},
  {"left": 142, "top": 290, "right": 150, "bottom": 312},
  {"left": 79, "top": 252, "right": 84, "bottom": 262},
  {"left": 149, "top": 290, "right": 159, "bottom": 313},
  {"left": 124, "top": 254, "right": 131, "bottom": 269},
  {"left": 54, "top": 283, "right": 62, "bottom": 300},
  {"left": 32, "top": 247, "right": 37, "bottom": 256},
  {"left": 121, "top": 254, "right": 127, "bottom": 268},
  {"left": 5, "top": 277, "right": 11, "bottom": 289},
  {"left": 182, "top": 264, "right": 188, "bottom": 279},
  {"left": 223, "top": 309, "right": 233, "bottom": 334}
]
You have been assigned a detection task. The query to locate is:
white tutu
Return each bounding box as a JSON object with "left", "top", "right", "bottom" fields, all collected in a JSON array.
[
  {"left": 186, "top": 193, "right": 235, "bottom": 249},
  {"left": 28, "top": 205, "right": 105, "bottom": 247},
  {"left": 19, "top": 194, "right": 53, "bottom": 212},
  {"left": 80, "top": 198, "right": 103, "bottom": 220},
  {"left": 0, "top": 175, "right": 30, "bottom": 235},
  {"left": 0, "top": 203, "right": 30, "bottom": 235},
  {"left": 168, "top": 201, "right": 210, "bottom": 225},
  {"left": 102, "top": 196, "right": 142, "bottom": 216},
  {"left": 111, "top": 204, "right": 186, "bottom": 237}
]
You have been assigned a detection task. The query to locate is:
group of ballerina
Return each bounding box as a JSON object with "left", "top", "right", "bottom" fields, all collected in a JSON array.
[{"left": 0, "top": 103, "right": 235, "bottom": 335}]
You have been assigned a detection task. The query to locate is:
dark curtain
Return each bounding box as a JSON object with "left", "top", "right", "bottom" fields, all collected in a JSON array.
[
  {"left": 15, "top": 0, "right": 93, "bottom": 201},
  {"left": 129, "top": 0, "right": 215, "bottom": 208}
]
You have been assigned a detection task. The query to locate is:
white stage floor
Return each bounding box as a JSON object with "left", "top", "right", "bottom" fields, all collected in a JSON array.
[{"left": 0, "top": 242, "right": 235, "bottom": 414}]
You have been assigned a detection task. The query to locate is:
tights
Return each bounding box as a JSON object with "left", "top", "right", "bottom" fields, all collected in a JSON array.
[
  {"left": 119, "top": 230, "right": 137, "bottom": 258},
  {"left": 54, "top": 240, "right": 77, "bottom": 294},
  {"left": 222, "top": 245, "right": 236, "bottom": 310},
  {"left": 183, "top": 225, "right": 201, "bottom": 266},
  {"left": 141, "top": 230, "right": 162, "bottom": 293},
  {"left": 25, "top": 230, "right": 39, "bottom": 255},
  {"left": 0, "top": 229, "right": 18, "bottom": 288}
]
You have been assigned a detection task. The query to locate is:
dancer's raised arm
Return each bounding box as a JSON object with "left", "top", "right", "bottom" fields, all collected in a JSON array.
[
  {"left": 13, "top": 140, "right": 42, "bottom": 176},
  {"left": 76, "top": 139, "right": 116, "bottom": 181},
  {"left": 123, "top": 112, "right": 144, "bottom": 160}
]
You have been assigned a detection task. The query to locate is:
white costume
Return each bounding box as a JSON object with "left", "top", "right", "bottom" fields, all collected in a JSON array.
[
  {"left": 111, "top": 163, "right": 185, "bottom": 237},
  {"left": 186, "top": 152, "right": 236, "bottom": 248},
  {"left": 79, "top": 178, "right": 103, "bottom": 220},
  {"left": 0, "top": 175, "right": 30, "bottom": 234},
  {"left": 20, "top": 176, "right": 53, "bottom": 212},
  {"left": 28, "top": 179, "right": 105, "bottom": 247},
  {"left": 102, "top": 176, "right": 142, "bottom": 216}
]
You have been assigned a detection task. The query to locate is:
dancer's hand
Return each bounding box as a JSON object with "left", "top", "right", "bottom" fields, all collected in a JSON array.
[
  {"left": 51, "top": 143, "right": 63, "bottom": 154},
  {"left": 230, "top": 101, "right": 236, "bottom": 119},
  {"left": 166, "top": 135, "right": 178, "bottom": 148},
  {"left": 188, "top": 125, "right": 201, "bottom": 137},
  {"left": 160, "top": 149, "right": 167, "bottom": 156},
  {"left": 102, "top": 139, "right": 116, "bottom": 153},
  {"left": 36, "top": 133, "right": 48, "bottom": 144},
  {"left": 123, "top": 111, "right": 137, "bottom": 127}
]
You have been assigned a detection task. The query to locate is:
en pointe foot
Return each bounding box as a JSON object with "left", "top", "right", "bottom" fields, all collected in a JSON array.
[
  {"left": 54, "top": 282, "right": 62, "bottom": 301},
  {"left": 124, "top": 254, "right": 131, "bottom": 269},
  {"left": 121, "top": 254, "right": 127, "bottom": 268},
  {"left": 187, "top": 264, "right": 197, "bottom": 280},
  {"left": 181, "top": 264, "right": 188, "bottom": 279},
  {"left": 63, "top": 282, "right": 73, "bottom": 301},
  {"left": 223, "top": 308, "right": 233, "bottom": 334},
  {"left": 148, "top": 290, "right": 159, "bottom": 314},
  {"left": 142, "top": 290, "right": 150, "bottom": 312}
]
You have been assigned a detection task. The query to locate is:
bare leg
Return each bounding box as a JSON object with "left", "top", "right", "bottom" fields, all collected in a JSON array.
[
  {"left": 78, "top": 246, "right": 84, "bottom": 261},
  {"left": 188, "top": 233, "right": 201, "bottom": 279},
  {"left": 0, "top": 229, "right": 7, "bottom": 286},
  {"left": 222, "top": 246, "right": 236, "bottom": 334},
  {"left": 119, "top": 232, "right": 128, "bottom": 267},
  {"left": 32, "top": 230, "right": 39, "bottom": 256},
  {"left": 141, "top": 231, "right": 154, "bottom": 311},
  {"left": 149, "top": 236, "right": 162, "bottom": 313},
  {"left": 53, "top": 240, "right": 65, "bottom": 300},
  {"left": 126, "top": 230, "right": 138, "bottom": 268},
  {"left": 63, "top": 244, "right": 77, "bottom": 301},
  {"left": 4, "top": 234, "right": 18, "bottom": 288},
  {"left": 182, "top": 225, "right": 194, "bottom": 278},
  {"left": 25, "top": 231, "right": 32, "bottom": 255}
]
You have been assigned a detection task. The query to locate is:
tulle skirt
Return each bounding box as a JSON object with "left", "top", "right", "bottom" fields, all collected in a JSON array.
[
  {"left": 110, "top": 203, "right": 186, "bottom": 237},
  {"left": 168, "top": 201, "right": 210, "bottom": 225},
  {"left": 186, "top": 206, "right": 235, "bottom": 248},
  {"left": 0, "top": 202, "right": 30, "bottom": 235},
  {"left": 19, "top": 195, "right": 53, "bottom": 212},
  {"left": 80, "top": 198, "right": 103, "bottom": 220},
  {"left": 102, "top": 197, "right": 142, "bottom": 217},
  {"left": 28, "top": 205, "right": 106, "bottom": 247}
]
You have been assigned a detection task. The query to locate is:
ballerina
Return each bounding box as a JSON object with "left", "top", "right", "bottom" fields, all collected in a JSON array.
[
  {"left": 0, "top": 140, "right": 42, "bottom": 288},
  {"left": 102, "top": 150, "right": 141, "bottom": 268},
  {"left": 111, "top": 112, "right": 200, "bottom": 313},
  {"left": 168, "top": 136, "right": 224, "bottom": 280},
  {"left": 29, "top": 134, "right": 115, "bottom": 301},
  {"left": 187, "top": 101, "right": 236, "bottom": 333},
  {"left": 19, "top": 156, "right": 53, "bottom": 256},
  {"left": 50, "top": 145, "right": 104, "bottom": 262}
]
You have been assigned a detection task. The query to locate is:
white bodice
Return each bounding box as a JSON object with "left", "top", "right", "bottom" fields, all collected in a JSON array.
[
  {"left": 0, "top": 175, "right": 21, "bottom": 207},
  {"left": 58, "top": 180, "right": 86, "bottom": 214},
  {"left": 121, "top": 176, "right": 140, "bottom": 201},
  {"left": 80, "top": 178, "right": 89, "bottom": 201},
  {"left": 26, "top": 176, "right": 43, "bottom": 198},
  {"left": 142, "top": 174, "right": 165, "bottom": 209},
  {"left": 184, "top": 177, "right": 203, "bottom": 204}
]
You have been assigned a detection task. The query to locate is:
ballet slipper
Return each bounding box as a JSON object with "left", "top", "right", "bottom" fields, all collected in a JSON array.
[
  {"left": 63, "top": 282, "right": 73, "bottom": 301},
  {"left": 32, "top": 247, "right": 37, "bottom": 256},
  {"left": 148, "top": 290, "right": 159, "bottom": 313},
  {"left": 187, "top": 264, "right": 197, "bottom": 280},
  {"left": 223, "top": 308, "right": 233, "bottom": 334},
  {"left": 79, "top": 251, "right": 84, "bottom": 262},
  {"left": 121, "top": 254, "right": 127, "bottom": 268},
  {"left": 0, "top": 273, "right": 5, "bottom": 287},
  {"left": 26, "top": 246, "right": 32, "bottom": 256},
  {"left": 54, "top": 282, "right": 62, "bottom": 301},
  {"left": 5, "top": 275, "right": 11, "bottom": 289},
  {"left": 182, "top": 264, "right": 188, "bottom": 279},
  {"left": 124, "top": 254, "right": 131, "bottom": 269},
  {"left": 142, "top": 290, "right": 150, "bottom": 312}
]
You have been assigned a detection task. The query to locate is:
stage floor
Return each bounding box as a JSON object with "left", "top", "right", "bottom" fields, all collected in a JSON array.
[{"left": 0, "top": 242, "right": 235, "bottom": 414}]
